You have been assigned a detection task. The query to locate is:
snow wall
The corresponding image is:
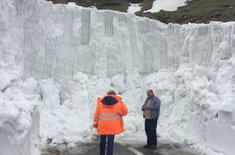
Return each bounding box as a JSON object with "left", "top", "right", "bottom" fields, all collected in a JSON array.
[
  {"left": 1, "top": 0, "right": 235, "bottom": 154},
  {"left": 0, "top": 0, "right": 41, "bottom": 155}
]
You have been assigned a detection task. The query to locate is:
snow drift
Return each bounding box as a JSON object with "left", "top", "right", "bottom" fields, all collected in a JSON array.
[{"left": 0, "top": 0, "right": 235, "bottom": 155}]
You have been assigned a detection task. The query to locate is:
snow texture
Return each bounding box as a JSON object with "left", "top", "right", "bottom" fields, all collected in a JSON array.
[{"left": 1, "top": 0, "right": 235, "bottom": 155}]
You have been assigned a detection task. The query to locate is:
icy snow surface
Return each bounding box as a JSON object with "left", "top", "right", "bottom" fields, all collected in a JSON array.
[{"left": 1, "top": 0, "right": 235, "bottom": 155}]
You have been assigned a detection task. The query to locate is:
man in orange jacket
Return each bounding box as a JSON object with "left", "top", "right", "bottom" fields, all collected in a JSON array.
[{"left": 93, "top": 90, "right": 128, "bottom": 155}]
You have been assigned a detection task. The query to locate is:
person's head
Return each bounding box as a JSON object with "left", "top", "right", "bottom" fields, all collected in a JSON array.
[
  {"left": 107, "top": 90, "right": 116, "bottom": 95},
  {"left": 147, "top": 89, "right": 154, "bottom": 97}
]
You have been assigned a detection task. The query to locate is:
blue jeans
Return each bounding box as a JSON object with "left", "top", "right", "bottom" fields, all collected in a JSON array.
[
  {"left": 100, "top": 135, "right": 115, "bottom": 155},
  {"left": 145, "top": 119, "right": 158, "bottom": 147}
]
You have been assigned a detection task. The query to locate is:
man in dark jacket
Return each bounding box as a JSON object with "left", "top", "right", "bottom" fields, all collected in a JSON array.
[{"left": 141, "top": 89, "right": 161, "bottom": 149}]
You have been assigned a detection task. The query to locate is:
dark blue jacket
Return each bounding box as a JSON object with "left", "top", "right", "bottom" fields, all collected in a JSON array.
[{"left": 141, "top": 96, "right": 161, "bottom": 119}]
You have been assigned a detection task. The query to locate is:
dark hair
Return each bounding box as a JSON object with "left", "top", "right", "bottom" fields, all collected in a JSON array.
[{"left": 107, "top": 90, "right": 116, "bottom": 95}]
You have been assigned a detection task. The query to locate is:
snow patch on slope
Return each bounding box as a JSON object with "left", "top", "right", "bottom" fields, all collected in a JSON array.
[
  {"left": 147, "top": 0, "right": 188, "bottom": 13},
  {"left": 128, "top": 3, "right": 142, "bottom": 14}
]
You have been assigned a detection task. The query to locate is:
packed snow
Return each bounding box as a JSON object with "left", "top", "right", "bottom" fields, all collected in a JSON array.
[
  {"left": 0, "top": 0, "right": 235, "bottom": 155},
  {"left": 146, "top": 0, "right": 188, "bottom": 13}
]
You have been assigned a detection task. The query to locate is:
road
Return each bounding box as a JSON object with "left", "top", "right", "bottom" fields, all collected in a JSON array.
[{"left": 42, "top": 139, "right": 200, "bottom": 155}]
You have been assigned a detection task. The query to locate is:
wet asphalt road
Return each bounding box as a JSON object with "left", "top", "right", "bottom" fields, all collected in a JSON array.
[
  {"left": 42, "top": 139, "right": 200, "bottom": 155},
  {"left": 42, "top": 142, "right": 135, "bottom": 155}
]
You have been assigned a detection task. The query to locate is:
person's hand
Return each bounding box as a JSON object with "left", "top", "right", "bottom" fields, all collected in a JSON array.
[
  {"left": 92, "top": 121, "right": 98, "bottom": 128},
  {"left": 144, "top": 106, "right": 150, "bottom": 110}
]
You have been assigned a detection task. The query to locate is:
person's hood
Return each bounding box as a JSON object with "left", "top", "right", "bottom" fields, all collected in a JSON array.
[{"left": 101, "top": 95, "right": 119, "bottom": 106}]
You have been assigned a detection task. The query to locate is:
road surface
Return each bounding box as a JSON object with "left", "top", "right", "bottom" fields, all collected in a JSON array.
[{"left": 42, "top": 139, "right": 200, "bottom": 155}]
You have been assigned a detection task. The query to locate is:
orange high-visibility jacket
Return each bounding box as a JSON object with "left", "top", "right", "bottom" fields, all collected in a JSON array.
[{"left": 94, "top": 94, "right": 128, "bottom": 135}]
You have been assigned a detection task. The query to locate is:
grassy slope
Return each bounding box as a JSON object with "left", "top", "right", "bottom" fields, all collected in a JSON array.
[{"left": 47, "top": 0, "right": 235, "bottom": 24}]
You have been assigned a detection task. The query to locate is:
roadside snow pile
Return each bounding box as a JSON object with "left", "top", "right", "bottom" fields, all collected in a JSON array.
[
  {"left": 40, "top": 76, "right": 92, "bottom": 143},
  {"left": 147, "top": 0, "right": 188, "bottom": 13},
  {"left": 38, "top": 61, "right": 235, "bottom": 155},
  {"left": 39, "top": 72, "right": 145, "bottom": 143},
  {"left": 144, "top": 59, "right": 235, "bottom": 155}
]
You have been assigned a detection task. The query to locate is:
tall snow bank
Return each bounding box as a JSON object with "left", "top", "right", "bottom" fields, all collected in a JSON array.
[
  {"left": 205, "top": 59, "right": 235, "bottom": 155},
  {"left": 0, "top": 0, "right": 41, "bottom": 154},
  {"left": 22, "top": 1, "right": 235, "bottom": 80}
]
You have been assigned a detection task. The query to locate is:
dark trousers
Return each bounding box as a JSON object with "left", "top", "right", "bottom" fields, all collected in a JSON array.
[
  {"left": 100, "top": 135, "right": 115, "bottom": 155},
  {"left": 145, "top": 119, "right": 158, "bottom": 147}
]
